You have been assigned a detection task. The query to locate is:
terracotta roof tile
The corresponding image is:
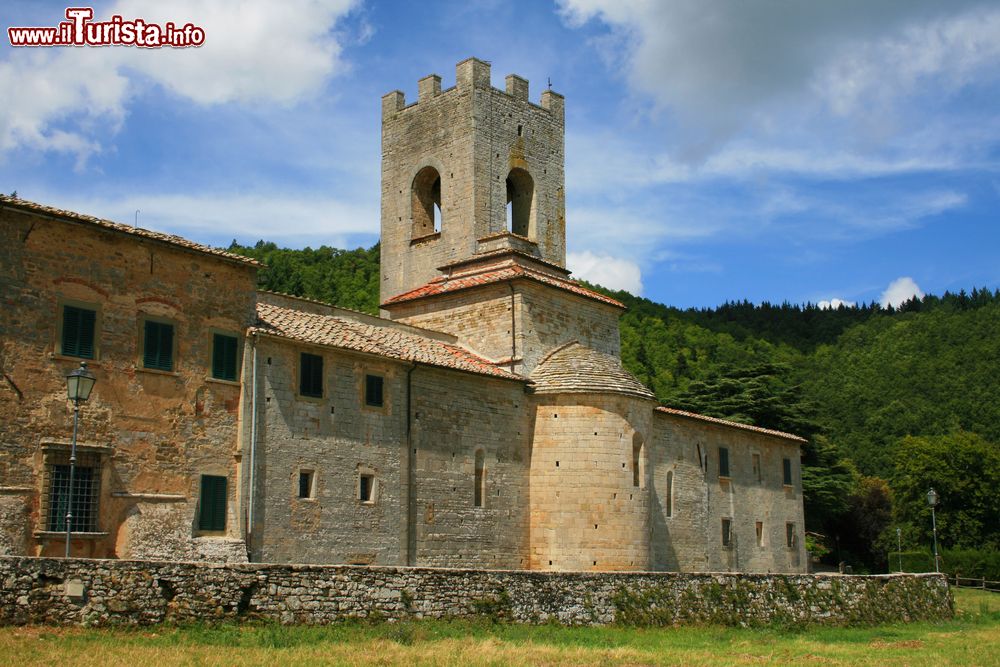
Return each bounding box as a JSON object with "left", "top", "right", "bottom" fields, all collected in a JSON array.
[
  {"left": 655, "top": 407, "right": 807, "bottom": 443},
  {"left": 254, "top": 302, "right": 521, "bottom": 381},
  {"left": 381, "top": 260, "right": 624, "bottom": 309},
  {"left": 0, "top": 195, "right": 259, "bottom": 268},
  {"left": 529, "top": 341, "right": 655, "bottom": 399}
]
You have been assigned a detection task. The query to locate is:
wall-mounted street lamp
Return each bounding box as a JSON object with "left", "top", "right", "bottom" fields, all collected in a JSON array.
[
  {"left": 64, "top": 361, "right": 96, "bottom": 558},
  {"left": 926, "top": 488, "right": 940, "bottom": 573}
]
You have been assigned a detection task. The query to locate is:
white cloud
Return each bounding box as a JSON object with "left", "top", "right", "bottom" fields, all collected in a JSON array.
[
  {"left": 818, "top": 298, "right": 856, "bottom": 310},
  {"left": 558, "top": 1, "right": 1000, "bottom": 160},
  {"left": 32, "top": 190, "right": 378, "bottom": 249},
  {"left": 0, "top": 0, "right": 359, "bottom": 160},
  {"left": 568, "top": 251, "right": 643, "bottom": 294},
  {"left": 880, "top": 277, "right": 925, "bottom": 308}
]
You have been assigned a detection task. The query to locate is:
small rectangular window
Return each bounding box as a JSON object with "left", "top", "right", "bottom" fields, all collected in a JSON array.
[
  {"left": 212, "top": 333, "right": 239, "bottom": 381},
  {"left": 752, "top": 453, "right": 761, "bottom": 482},
  {"left": 783, "top": 457, "right": 793, "bottom": 486},
  {"left": 359, "top": 474, "right": 374, "bottom": 502},
  {"left": 718, "top": 447, "right": 730, "bottom": 478},
  {"left": 786, "top": 522, "right": 796, "bottom": 548},
  {"left": 300, "top": 352, "right": 323, "bottom": 398},
  {"left": 198, "top": 475, "right": 227, "bottom": 531},
  {"left": 143, "top": 320, "right": 174, "bottom": 371},
  {"left": 365, "top": 374, "right": 384, "bottom": 407},
  {"left": 722, "top": 518, "right": 732, "bottom": 547},
  {"left": 61, "top": 305, "right": 96, "bottom": 359},
  {"left": 298, "top": 470, "right": 314, "bottom": 499},
  {"left": 756, "top": 521, "right": 764, "bottom": 547}
]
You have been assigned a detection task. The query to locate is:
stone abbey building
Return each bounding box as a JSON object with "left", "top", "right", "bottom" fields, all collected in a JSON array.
[{"left": 0, "top": 58, "right": 807, "bottom": 573}]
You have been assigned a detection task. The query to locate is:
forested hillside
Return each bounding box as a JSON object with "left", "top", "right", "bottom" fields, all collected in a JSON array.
[{"left": 227, "top": 240, "right": 1000, "bottom": 572}]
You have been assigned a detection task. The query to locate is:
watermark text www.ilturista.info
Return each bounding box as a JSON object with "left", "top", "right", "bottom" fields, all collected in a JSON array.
[{"left": 8, "top": 7, "right": 205, "bottom": 48}]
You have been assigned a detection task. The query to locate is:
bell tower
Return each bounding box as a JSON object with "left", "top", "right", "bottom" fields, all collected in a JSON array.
[
  {"left": 379, "top": 57, "right": 566, "bottom": 305},
  {"left": 380, "top": 58, "right": 622, "bottom": 375}
]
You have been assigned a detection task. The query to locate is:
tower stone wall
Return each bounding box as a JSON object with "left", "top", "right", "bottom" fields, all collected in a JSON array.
[{"left": 380, "top": 58, "right": 566, "bottom": 306}]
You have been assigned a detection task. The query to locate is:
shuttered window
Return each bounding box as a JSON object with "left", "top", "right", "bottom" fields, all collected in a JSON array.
[
  {"left": 212, "top": 333, "right": 238, "bottom": 381},
  {"left": 300, "top": 353, "right": 323, "bottom": 397},
  {"left": 143, "top": 320, "right": 174, "bottom": 371},
  {"left": 198, "top": 475, "right": 227, "bottom": 531},
  {"left": 783, "top": 458, "right": 793, "bottom": 485},
  {"left": 719, "top": 447, "right": 730, "bottom": 478},
  {"left": 61, "top": 305, "right": 96, "bottom": 359}
]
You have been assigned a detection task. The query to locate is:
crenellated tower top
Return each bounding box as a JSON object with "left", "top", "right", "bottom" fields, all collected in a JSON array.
[{"left": 379, "top": 58, "right": 566, "bottom": 306}]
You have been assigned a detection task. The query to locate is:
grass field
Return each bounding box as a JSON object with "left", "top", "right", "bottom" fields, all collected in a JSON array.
[{"left": 1, "top": 588, "right": 997, "bottom": 666}]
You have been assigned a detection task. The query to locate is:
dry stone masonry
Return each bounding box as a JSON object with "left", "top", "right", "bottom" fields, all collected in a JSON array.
[{"left": 0, "top": 556, "right": 952, "bottom": 627}]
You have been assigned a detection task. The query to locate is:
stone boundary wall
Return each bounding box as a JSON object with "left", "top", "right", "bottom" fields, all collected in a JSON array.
[{"left": 0, "top": 556, "right": 952, "bottom": 627}]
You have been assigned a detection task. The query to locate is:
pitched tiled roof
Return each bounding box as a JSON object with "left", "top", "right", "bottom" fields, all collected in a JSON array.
[
  {"left": 0, "top": 195, "right": 259, "bottom": 268},
  {"left": 381, "top": 260, "right": 625, "bottom": 309},
  {"left": 529, "top": 341, "right": 655, "bottom": 399},
  {"left": 253, "top": 302, "right": 521, "bottom": 381},
  {"left": 655, "top": 407, "right": 807, "bottom": 443}
]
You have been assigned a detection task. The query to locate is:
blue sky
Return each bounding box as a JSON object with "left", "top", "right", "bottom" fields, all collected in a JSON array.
[{"left": 2, "top": 0, "right": 998, "bottom": 309}]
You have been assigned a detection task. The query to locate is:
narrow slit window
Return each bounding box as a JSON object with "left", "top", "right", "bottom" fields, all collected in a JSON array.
[
  {"left": 474, "top": 450, "right": 486, "bottom": 508},
  {"left": 783, "top": 458, "right": 793, "bottom": 486},
  {"left": 786, "top": 522, "right": 796, "bottom": 548},
  {"left": 722, "top": 518, "right": 732, "bottom": 547},
  {"left": 756, "top": 521, "right": 764, "bottom": 547},
  {"left": 665, "top": 470, "right": 673, "bottom": 518},
  {"left": 752, "top": 453, "right": 761, "bottom": 482},
  {"left": 632, "top": 433, "right": 644, "bottom": 488}
]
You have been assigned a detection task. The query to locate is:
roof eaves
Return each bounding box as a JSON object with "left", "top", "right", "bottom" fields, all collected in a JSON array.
[
  {"left": 654, "top": 407, "right": 807, "bottom": 443},
  {"left": 0, "top": 195, "right": 260, "bottom": 269}
]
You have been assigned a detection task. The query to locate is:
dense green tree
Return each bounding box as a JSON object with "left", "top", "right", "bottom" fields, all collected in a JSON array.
[
  {"left": 892, "top": 432, "right": 1000, "bottom": 551},
  {"left": 227, "top": 240, "right": 381, "bottom": 314}
]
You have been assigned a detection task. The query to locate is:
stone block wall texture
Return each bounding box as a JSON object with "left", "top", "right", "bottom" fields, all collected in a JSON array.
[
  {"left": 380, "top": 58, "right": 565, "bottom": 304},
  {"left": 529, "top": 394, "right": 654, "bottom": 571},
  {"left": 0, "top": 208, "right": 255, "bottom": 562},
  {"left": 650, "top": 412, "right": 807, "bottom": 574},
  {"left": 386, "top": 280, "right": 621, "bottom": 375},
  {"left": 0, "top": 557, "right": 952, "bottom": 627}
]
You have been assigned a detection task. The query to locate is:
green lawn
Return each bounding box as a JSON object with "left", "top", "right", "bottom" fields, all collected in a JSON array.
[{"left": 1, "top": 588, "right": 997, "bottom": 666}]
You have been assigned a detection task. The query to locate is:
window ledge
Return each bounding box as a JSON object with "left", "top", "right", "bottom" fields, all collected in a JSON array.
[
  {"left": 410, "top": 231, "right": 441, "bottom": 245},
  {"left": 193, "top": 531, "right": 229, "bottom": 538},
  {"left": 34, "top": 531, "right": 108, "bottom": 540},
  {"left": 111, "top": 491, "right": 186, "bottom": 502},
  {"left": 297, "top": 394, "right": 325, "bottom": 403},
  {"left": 50, "top": 354, "right": 100, "bottom": 366},
  {"left": 136, "top": 366, "right": 180, "bottom": 377},
  {"left": 205, "top": 377, "right": 241, "bottom": 387}
]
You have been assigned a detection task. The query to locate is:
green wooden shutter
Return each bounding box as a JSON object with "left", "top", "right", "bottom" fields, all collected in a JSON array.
[
  {"left": 783, "top": 458, "right": 793, "bottom": 485},
  {"left": 62, "top": 305, "right": 95, "bottom": 359},
  {"left": 212, "top": 334, "right": 238, "bottom": 381},
  {"left": 719, "top": 447, "right": 730, "bottom": 477},
  {"left": 198, "top": 475, "right": 227, "bottom": 531},
  {"left": 144, "top": 321, "right": 174, "bottom": 371}
]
